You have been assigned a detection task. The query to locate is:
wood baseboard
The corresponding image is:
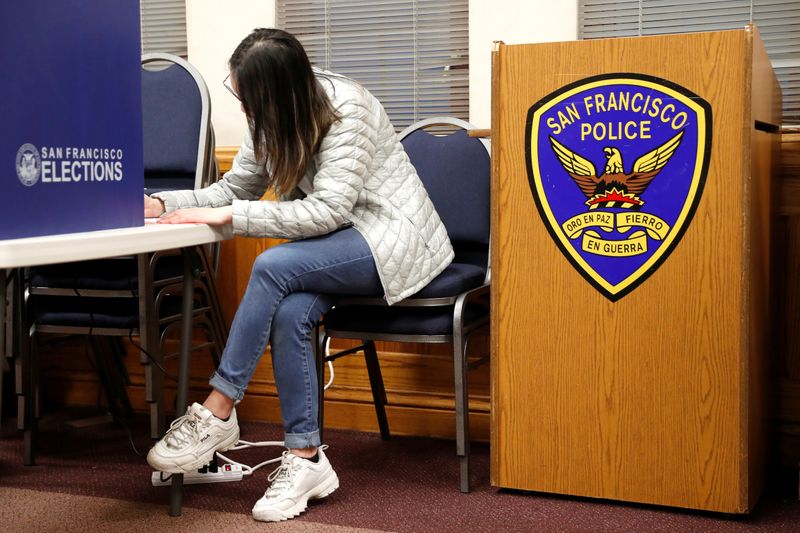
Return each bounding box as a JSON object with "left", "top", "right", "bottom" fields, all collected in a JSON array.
[{"left": 36, "top": 335, "right": 490, "bottom": 442}]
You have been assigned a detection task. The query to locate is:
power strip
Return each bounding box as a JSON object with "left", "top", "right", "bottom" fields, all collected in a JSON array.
[{"left": 151, "top": 463, "right": 244, "bottom": 486}]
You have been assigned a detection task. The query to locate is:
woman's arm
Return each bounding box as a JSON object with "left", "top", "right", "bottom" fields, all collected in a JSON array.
[
  {"left": 144, "top": 195, "right": 166, "bottom": 217},
  {"left": 150, "top": 134, "right": 269, "bottom": 214}
]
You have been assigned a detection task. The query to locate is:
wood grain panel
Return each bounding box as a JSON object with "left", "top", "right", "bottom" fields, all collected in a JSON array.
[
  {"left": 776, "top": 129, "right": 800, "bottom": 469},
  {"left": 491, "top": 29, "right": 774, "bottom": 513},
  {"left": 745, "top": 25, "right": 781, "bottom": 506}
]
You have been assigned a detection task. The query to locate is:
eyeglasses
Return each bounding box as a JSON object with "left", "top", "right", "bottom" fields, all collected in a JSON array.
[{"left": 223, "top": 74, "right": 241, "bottom": 101}]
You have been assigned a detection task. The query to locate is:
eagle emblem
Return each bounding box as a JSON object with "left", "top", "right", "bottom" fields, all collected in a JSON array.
[
  {"left": 549, "top": 131, "right": 684, "bottom": 210},
  {"left": 525, "top": 74, "right": 712, "bottom": 301}
]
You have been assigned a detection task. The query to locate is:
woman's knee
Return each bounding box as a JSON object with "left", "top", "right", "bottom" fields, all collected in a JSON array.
[{"left": 251, "top": 245, "right": 296, "bottom": 284}]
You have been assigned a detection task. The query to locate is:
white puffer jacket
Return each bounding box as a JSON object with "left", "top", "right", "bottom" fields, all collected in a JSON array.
[{"left": 153, "top": 71, "right": 454, "bottom": 305}]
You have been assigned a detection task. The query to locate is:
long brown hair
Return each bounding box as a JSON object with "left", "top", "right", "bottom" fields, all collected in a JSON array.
[{"left": 229, "top": 28, "right": 340, "bottom": 195}]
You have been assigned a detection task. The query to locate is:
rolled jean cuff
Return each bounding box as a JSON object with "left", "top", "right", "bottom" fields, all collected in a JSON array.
[
  {"left": 209, "top": 372, "right": 245, "bottom": 403},
  {"left": 284, "top": 430, "right": 321, "bottom": 449}
]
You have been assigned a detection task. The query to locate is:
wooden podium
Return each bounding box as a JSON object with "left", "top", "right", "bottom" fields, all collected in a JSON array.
[{"left": 490, "top": 27, "right": 781, "bottom": 513}]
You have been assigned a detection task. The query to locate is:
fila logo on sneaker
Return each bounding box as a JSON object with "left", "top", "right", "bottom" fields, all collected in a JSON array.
[{"left": 146, "top": 404, "right": 240, "bottom": 474}]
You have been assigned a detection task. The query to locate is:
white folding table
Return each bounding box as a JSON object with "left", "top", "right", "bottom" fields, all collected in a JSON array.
[{"left": 0, "top": 221, "right": 233, "bottom": 516}]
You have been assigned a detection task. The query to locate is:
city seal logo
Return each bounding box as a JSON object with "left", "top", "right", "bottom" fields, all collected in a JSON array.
[
  {"left": 526, "top": 73, "right": 712, "bottom": 301},
  {"left": 16, "top": 143, "right": 41, "bottom": 187}
]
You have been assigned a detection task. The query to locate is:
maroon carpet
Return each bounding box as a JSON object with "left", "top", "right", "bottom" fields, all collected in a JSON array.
[{"left": 1, "top": 411, "right": 799, "bottom": 532}]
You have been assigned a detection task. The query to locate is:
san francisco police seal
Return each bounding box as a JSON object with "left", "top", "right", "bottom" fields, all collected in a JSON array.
[
  {"left": 16, "top": 143, "right": 41, "bottom": 187},
  {"left": 526, "top": 73, "right": 712, "bottom": 301}
]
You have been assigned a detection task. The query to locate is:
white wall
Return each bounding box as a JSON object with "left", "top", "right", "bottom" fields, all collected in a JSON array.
[
  {"left": 186, "top": 0, "right": 578, "bottom": 145},
  {"left": 469, "top": 0, "right": 578, "bottom": 128},
  {"left": 186, "top": 0, "right": 277, "bottom": 147}
]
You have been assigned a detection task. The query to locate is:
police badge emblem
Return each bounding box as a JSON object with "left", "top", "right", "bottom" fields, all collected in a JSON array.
[{"left": 526, "top": 74, "right": 712, "bottom": 301}]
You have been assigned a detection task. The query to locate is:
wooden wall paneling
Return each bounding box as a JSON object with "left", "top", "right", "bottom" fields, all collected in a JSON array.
[
  {"left": 777, "top": 132, "right": 800, "bottom": 466},
  {"left": 38, "top": 335, "right": 490, "bottom": 440}
]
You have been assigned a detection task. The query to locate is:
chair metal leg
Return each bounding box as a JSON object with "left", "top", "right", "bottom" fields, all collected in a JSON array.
[
  {"left": 315, "top": 323, "right": 326, "bottom": 444},
  {"left": 25, "top": 340, "right": 38, "bottom": 466},
  {"left": 15, "top": 350, "right": 24, "bottom": 430},
  {"left": 168, "top": 246, "right": 203, "bottom": 517},
  {"left": 4, "top": 270, "right": 17, "bottom": 433},
  {"left": 33, "top": 337, "right": 41, "bottom": 422},
  {"left": 196, "top": 248, "right": 228, "bottom": 346},
  {"left": 363, "top": 340, "right": 390, "bottom": 440},
  {"left": 138, "top": 253, "right": 164, "bottom": 439},
  {"left": 453, "top": 325, "right": 470, "bottom": 493},
  {"left": 197, "top": 282, "right": 226, "bottom": 368},
  {"left": 11, "top": 271, "right": 21, "bottom": 431},
  {"left": 0, "top": 366, "right": 3, "bottom": 432},
  {"left": 201, "top": 317, "right": 222, "bottom": 368},
  {"left": 0, "top": 268, "right": 5, "bottom": 427},
  {"left": 14, "top": 271, "right": 36, "bottom": 465}
]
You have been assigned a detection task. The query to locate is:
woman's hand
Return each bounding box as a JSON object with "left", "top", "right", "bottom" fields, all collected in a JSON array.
[
  {"left": 157, "top": 206, "right": 233, "bottom": 226},
  {"left": 144, "top": 195, "right": 165, "bottom": 218}
]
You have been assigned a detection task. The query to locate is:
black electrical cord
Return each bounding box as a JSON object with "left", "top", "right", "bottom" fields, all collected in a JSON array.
[
  {"left": 126, "top": 329, "right": 178, "bottom": 383},
  {"left": 125, "top": 270, "right": 179, "bottom": 384}
]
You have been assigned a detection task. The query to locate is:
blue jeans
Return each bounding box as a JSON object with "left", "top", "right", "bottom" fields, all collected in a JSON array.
[{"left": 209, "top": 228, "right": 383, "bottom": 449}]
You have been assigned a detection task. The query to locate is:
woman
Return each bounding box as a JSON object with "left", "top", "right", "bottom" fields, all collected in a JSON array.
[{"left": 144, "top": 28, "right": 453, "bottom": 522}]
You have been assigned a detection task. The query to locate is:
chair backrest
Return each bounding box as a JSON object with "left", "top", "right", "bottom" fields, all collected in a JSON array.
[
  {"left": 399, "top": 117, "right": 491, "bottom": 272},
  {"left": 141, "top": 53, "right": 214, "bottom": 193}
]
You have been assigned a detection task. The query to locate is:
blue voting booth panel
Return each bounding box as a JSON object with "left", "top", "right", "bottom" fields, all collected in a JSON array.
[{"left": 0, "top": 1, "right": 144, "bottom": 240}]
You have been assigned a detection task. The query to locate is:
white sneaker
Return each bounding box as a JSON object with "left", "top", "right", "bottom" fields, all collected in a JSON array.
[
  {"left": 252, "top": 446, "right": 339, "bottom": 522},
  {"left": 146, "top": 402, "right": 240, "bottom": 474}
]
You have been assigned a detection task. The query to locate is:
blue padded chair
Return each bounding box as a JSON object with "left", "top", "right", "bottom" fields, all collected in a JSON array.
[
  {"left": 141, "top": 52, "right": 214, "bottom": 194},
  {"left": 316, "top": 117, "right": 491, "bottom": 493},
  {"left": 19, "top": 54, "right": 225, "bottom": 464}
]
